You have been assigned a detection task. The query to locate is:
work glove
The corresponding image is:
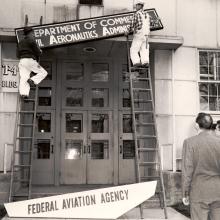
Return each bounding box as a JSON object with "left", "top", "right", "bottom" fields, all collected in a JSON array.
[{"left": 182, "top": 196, "right": 190, "bottom": 206}]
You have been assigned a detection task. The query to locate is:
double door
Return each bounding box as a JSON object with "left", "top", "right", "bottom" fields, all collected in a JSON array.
[
  {"left": 32, "top": 57, "right": 145, "bottom": 185},
  {"left": 60, "top": 110, "right": 113, "bottom": 184},
  {"left": 59, "top": 60, "right": 114, "bottom": 184}
]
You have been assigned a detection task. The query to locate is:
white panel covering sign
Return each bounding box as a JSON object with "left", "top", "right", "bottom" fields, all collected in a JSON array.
[
  {"left": 1, "top": 59, "right": 19, "bottom": 92},
  {"left": 4, "top": 181, "right": 157, "bottom": 219}
]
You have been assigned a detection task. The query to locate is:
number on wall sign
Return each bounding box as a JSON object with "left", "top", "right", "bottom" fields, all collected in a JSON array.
[{"left": 2, "top": 64, "right": 18, "bottom": 76}]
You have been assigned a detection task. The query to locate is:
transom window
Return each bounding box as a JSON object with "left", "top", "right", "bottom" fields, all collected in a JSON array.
[
  {"left": 79, "top": 0, "right": 102, "bottom": 5},
  {"left": 199, "top": 50, "right": 220, "bottom": 111}
]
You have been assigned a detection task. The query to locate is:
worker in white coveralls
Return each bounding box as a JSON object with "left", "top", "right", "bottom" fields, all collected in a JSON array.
[
  {"left": 16, "top": 26, "right": 47, "bottom": 97},
  {"left": 126, "top": 0, "right": 150, "bottom": 68}
]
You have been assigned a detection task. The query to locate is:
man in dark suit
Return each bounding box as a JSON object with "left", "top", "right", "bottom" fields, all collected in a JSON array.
[{"left": 182, "top": 112, "right": 220, "bottom": 220}]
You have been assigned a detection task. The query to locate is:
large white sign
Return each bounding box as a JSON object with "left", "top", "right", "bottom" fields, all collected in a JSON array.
[
  {"left": 4, "top": 181, "right": 157, "bottom": 219},
  {"left": 1, "top": 59, "right": 19, "bottom": 92}
]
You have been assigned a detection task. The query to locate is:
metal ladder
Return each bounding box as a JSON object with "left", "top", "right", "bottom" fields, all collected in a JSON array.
[
  {"left": 126, "top": 38, "right": 168, "bottom": 219},
  {"left": 9, "top": 85, "right": 38, "bottom": 202}
]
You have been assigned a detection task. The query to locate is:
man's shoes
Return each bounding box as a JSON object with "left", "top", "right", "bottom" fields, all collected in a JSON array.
[
  {"left": 27, "top": 78, "right": 35, "bottom": 87},
  {"left": 131, "top": 63, "right": 142, "bottom": 71},
  {"left": 134, "top": 63, "right": 142, "bottom": 67},
  {"left": 21, "top": 95, "right": 29, "bottom": 99},
  {"left": 142, "top": 63, "right": 149, "bottom": 68}
]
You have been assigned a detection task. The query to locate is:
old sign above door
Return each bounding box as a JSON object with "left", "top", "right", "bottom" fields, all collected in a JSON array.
[{"left": 15, "top": 9, "right": 163, "bottom": 49}]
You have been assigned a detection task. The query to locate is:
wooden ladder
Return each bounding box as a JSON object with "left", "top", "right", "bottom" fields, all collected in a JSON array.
[
  {"left": 9, "top": 85, "right": 38, "bottom": 202},
  {"left": 126, "top": 38, "right": 168, "bottom": 219}
]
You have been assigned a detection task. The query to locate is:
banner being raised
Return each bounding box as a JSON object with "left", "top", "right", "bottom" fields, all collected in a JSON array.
[{"left": 15, "top": 9, "right": 163, "bottom": 49}]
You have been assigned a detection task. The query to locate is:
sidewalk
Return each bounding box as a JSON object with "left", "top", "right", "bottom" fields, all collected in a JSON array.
[
  {"left": 120, "top": 207, "right": 190, "bottom": 219},
  {"left": 2, "top": 207, "right": 190, "bottom": 220}
]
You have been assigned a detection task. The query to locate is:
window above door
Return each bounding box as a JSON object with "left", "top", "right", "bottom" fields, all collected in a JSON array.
[{"left": 79, "top": 0, "right": 103, "bottom": 5}]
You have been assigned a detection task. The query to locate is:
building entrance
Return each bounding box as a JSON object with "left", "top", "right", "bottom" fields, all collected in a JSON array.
[{"left": 32, "top": 41, "right": 138, "bottom": 185}]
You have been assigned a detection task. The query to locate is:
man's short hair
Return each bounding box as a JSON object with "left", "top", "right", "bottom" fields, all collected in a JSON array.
[{"left": 196, "top": 112, "right": 213, "bottom": 129}]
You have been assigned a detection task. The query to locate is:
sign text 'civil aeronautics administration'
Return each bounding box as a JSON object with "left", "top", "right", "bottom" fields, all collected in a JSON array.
[{"left": 15, "top": 9, "right": 163, "bottom": 48}]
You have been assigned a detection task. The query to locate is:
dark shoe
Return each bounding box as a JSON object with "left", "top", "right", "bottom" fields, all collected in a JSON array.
[
  {"left": 142, "top": 63, "right": 149, "bottom": 68},
  {"left": 27, "top": 78, "right": 35, "bottom": 87},
  {"left": 131, "top": 63, "right": 142, "bottom": 71},
  {"left": 21, "top": 95, "right": 29, "bottom": 99},
  {"left": 134, "top": 63, "right": 142, "bottom": 67}
]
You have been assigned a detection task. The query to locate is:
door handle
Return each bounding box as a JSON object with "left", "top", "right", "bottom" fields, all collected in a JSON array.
[
  {"left": 120, "top": 145, "right": 122, "bottom": 154},
  {"left": 83, "top": 145, "right": 86, "bottom": 154},
  {"left": 87, "top": 145, "right": 91, "bottom": 154},
  {"left": 51, "top": 145, "right": 54, "bottom": 154}
]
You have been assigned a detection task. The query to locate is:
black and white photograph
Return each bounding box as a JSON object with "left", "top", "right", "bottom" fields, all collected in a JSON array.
[{"left": 0, "top": 0, "right": 220, "bottom": 219}]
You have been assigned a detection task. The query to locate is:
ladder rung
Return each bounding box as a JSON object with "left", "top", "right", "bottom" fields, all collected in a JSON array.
[
  {"left": 18, "top": 124, "right": 34, "bottom": 127},
  {"left": 15, "top": 150, "right": 32, "bottom": 154},
  {"left": 136, "top": 122, "right": 154, "bottom": 126},
  {"left": 13, "top": 194, "right": 29, "bottom": 197},
  {"left": 19, "top": 111, "right": 35, "bottom": 114},
  {"left": 138, "top": 148, "right": 158, "bottom": 151},
  {"left": 140, "top": 176, "right": 160, "bottom": 181},
  {"left": 14, "top": 165, "right": 31, "bottom": 168},
  {"left": 134, "top": 110, "right": 153, "bottom": 114},
  {"left": 132, "top": 88, "right": 151, "bottom": 91},
  {"left": 23, "top": 98, "right": 35, "bottom": 102},
  {"left": 133, "top": 77, "right": 150, "bottom": 81},
  {"left": 17, "top": 137, "right": 32, "bottom": 139},
  {"left": 138, "top": 162, "right": 158, "bottom": 166},
  {"left": 134, "top": 99, "right": 152, "bottom": 103},
  {"left": 145, "top": 199, "right": 160, "bottom": 203},
  {"left": 14, "top": 178, "right": 29, "bottom": 182},
  {"left": 137, "top": 135, "right": 156, "bottom": 139},
  {"left": 130, "top": 67, "right": 149, "bottom": 71}
]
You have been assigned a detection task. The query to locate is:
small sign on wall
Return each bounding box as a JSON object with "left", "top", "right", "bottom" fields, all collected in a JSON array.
[{"left": 1, "top": 59, "right": 19, "bottom": 92}]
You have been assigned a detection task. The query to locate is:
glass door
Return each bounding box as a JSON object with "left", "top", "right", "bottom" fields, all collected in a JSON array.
[
  {"left": 60, "top": 111, "right": 87, "bottom": 184},
  {"left": 87, "top": 111, "right": 113, "bottom": 184},
  {"left": 60, "top": 59, "right": 114, "bottom": 184},
  {"left": 32, "top": 60, "right": 56, "bottom": 184}
]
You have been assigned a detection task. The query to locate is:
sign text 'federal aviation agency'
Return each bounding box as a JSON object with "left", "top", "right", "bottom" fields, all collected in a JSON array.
[{"left": 5, "top": 181, "right": 157, "bottom": 219}]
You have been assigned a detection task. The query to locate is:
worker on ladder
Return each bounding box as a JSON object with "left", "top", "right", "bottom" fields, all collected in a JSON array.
[
  {"left": 16, "top": 26, "right": 48, "bottom": 97},
  {"left": 125, "top": 0, "right": 150, "bottom": 69}
]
